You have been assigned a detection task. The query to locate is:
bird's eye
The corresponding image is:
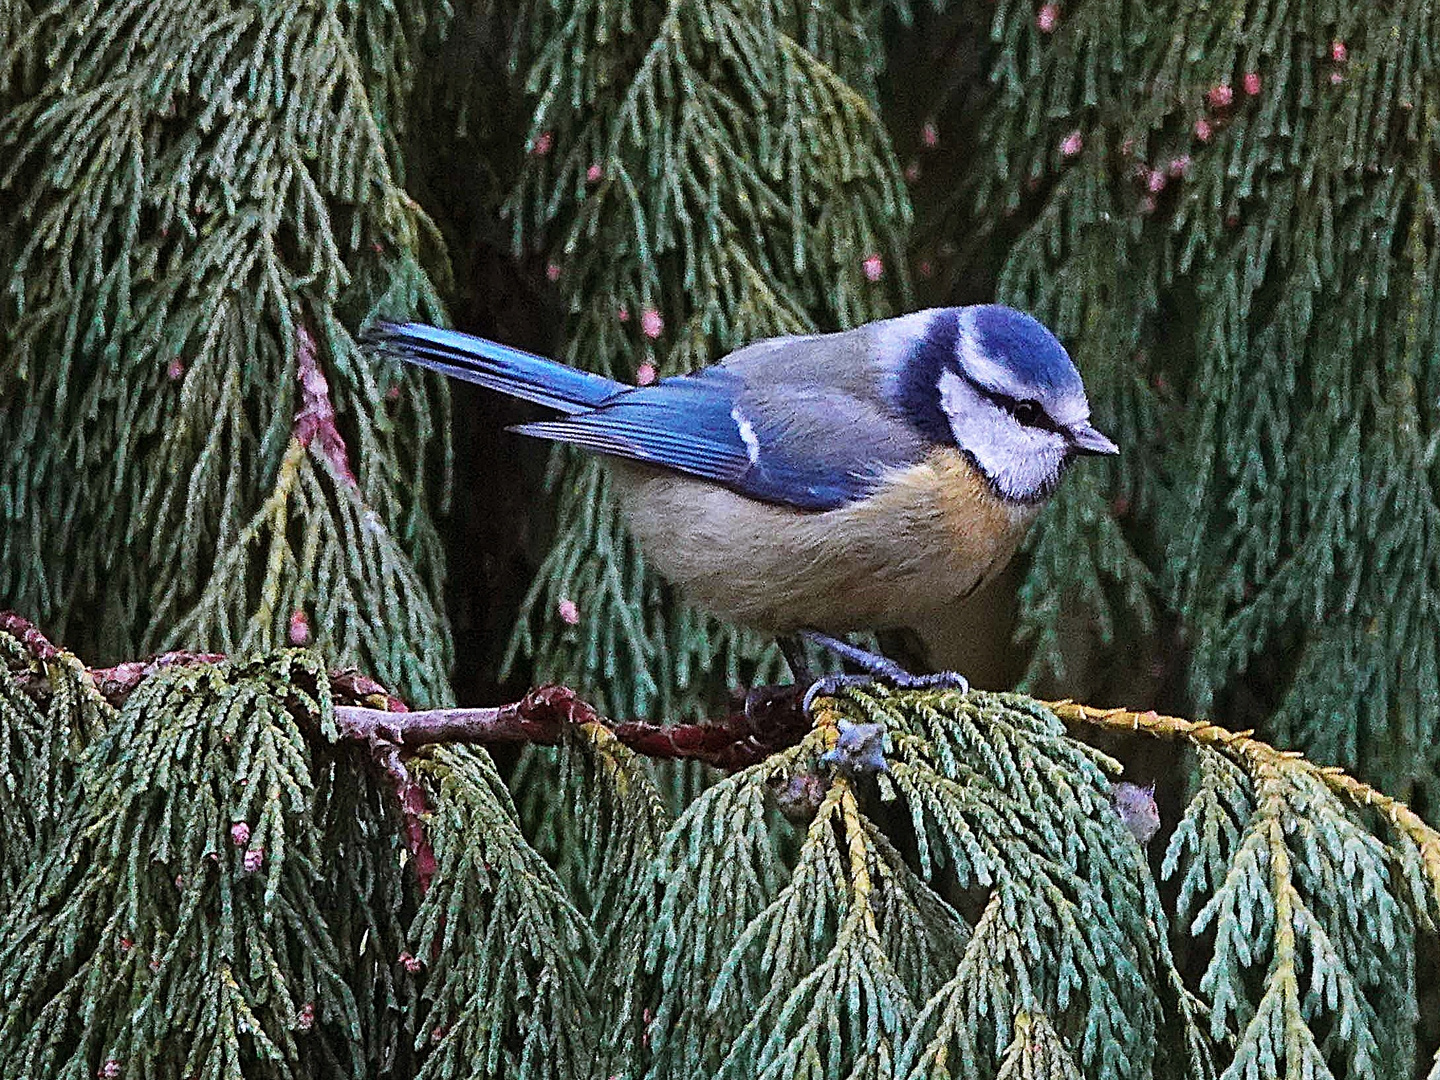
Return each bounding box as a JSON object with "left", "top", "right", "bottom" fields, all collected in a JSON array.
[{"left": 1012, "top": 400, "right": 1042, "bottom": 425}]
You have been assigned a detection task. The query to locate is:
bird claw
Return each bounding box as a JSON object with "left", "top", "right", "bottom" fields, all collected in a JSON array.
[
  {"left": 797, "top": 631, "right": 969, "bottom": 697},
  {"left": 800, "top": 673, "right": 874, "bottom": 716}
]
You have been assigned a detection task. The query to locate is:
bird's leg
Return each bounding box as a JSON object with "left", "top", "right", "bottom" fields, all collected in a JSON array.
[
  {"left": 798, "top": 630, "right": 968, "bottom": 714},
  {"left": 741, "top": 634, "right": 813, "bottom": 720}
]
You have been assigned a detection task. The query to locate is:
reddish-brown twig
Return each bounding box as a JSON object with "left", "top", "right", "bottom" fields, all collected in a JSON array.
[
  {"left": 292, "top": 321, "right": 357, "bottom": 486},
  {"left": 333, "top": 682, "right": 807, "bottom": 770}
]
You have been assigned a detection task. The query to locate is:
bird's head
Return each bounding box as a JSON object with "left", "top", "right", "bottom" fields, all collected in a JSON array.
[{"left": 891, "top": 305, "right": 1118, "bottom": 503}]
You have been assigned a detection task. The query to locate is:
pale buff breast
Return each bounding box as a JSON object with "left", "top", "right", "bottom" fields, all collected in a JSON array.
[{"left": 607, "top": 448, "right": 1041, "bottom": 633}]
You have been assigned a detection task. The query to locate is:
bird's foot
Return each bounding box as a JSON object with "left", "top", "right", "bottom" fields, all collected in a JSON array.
[
  {"left": 798, "top": 668, "right": 969, "bottom": 716},
  {"left": 788, "top": 632, "right": 969, "bottom": 777},
  {"left": 797, "top": 630, "right": 969, "bottom": 705}
]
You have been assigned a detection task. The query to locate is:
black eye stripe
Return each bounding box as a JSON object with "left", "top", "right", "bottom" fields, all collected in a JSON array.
[{"left": 984, "top": 389, "right": 1062, "bottom": 433}]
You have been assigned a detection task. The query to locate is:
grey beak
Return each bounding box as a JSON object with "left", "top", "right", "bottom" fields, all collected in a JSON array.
[{"left": 1068, "top": 421, "right": 1119, "bottom": 456}]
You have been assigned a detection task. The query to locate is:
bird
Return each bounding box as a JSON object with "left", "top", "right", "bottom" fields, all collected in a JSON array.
[{"left": 366, "top": 305, "right": 1117, "bottom": 708}]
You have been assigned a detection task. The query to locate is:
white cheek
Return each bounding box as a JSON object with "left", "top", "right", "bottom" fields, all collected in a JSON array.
[{"left": 938, "top": 370, "right": 1067, "bottom": 501}]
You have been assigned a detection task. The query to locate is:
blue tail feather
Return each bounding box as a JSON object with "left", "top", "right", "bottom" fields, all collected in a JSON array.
[{"left": 366, "top": 322, "right": 624, "bottom": 414}]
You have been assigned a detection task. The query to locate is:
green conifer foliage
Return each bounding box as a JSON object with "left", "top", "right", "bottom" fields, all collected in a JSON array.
[
  {"left": 0, "top": 635, "right": 600, "bottom": 1080},
  {"left": 963, "top": 0, "right": 1440, "bottom": 804},
  {"left": 0, "top": 0, "right": 454, "bottom": 705},
  {"left": 3, "top": 628, "right": 1437, "bottom": 1079}
]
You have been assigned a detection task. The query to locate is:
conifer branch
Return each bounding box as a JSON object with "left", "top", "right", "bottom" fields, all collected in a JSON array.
[
  {"left": 333, "top": 683, "right": 809, "bottom": 769},
  {"left": 4, "top": 619, "right": 1436, "bottom": 1076},
  {"left": 1047, "top": 699, "right": 1440, "bottom": 894},
  {"left": 2, "top": 610, "right": 808, "bottom": 769}
]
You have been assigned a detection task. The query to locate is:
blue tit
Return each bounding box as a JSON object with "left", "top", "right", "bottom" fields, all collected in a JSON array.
[{"left": 367, "top": 305, "right": 1116, "bottom": 700}]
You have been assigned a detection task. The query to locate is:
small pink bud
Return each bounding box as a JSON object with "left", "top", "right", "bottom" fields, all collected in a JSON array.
[
  {"left": 433, "top": 1026, "right": 449, "bottom": 1043},
  {"left": 243, "top": 847, "right": 264, "bottom": 873},
  {"left": 231, "top": 822, "right": 251, "bottom": 847},
  {"left": 1193, "top": 117, "right": 1213, "bottom": 141},
  {"left": 586, "top": 163, "right": 603, "bottom": 183},
  {"left": 1243, "top": 71, "right": 1262, "bottom": 96},
  {"left": 1329, "top": 69, "right": 1344, "bottom": 85},
  {"left": 1111, "top": 495, "right": 1130, "bottom": 517},
  {"left": 617, "top": 306, "right": 630, "bottom": 323},
  {"left": 1331, "top": 40, "right": 1347, "bottom": 63},
  {"left": 640, "top": 307, "right": 664, "bottom": 339},
  {"left": 148, "top": 958, "right": 161, "bottom": 972},
  {"left": 557, "top": 598, "right": 580, "bottom": 625},
  {"left": 1120, "top": 136, "right": 1135, "bottom": 156},
  {"left": 99, "top": 1061, "right": 121, "bottom": 1079},
  {"left": 399, "top": 950, "right": 422, "bottom": 973},
  {"left": 1167, "top": 154, "right": 1191, "bottom": 178},
  {"left": 1059, "top": 130, "right": 1083, "bottom": 158},
  {"left": 288, "top": 609, "right": 310, "bottom": 646},
  {"left": 545, "top": 262, "right": 561, "bottom": 282},
  {"left": 904, "top": 160, "right": 921, "bottom": 183},
  {"left": 1207, "top": 83, "right": 1233, "bottom": 108},
  {"left": 531, "top": 130, "right": 553, "bottom": 156},
  {"left": 119, "top": 937, "right": 133, "bottom": 951},
  {"left": 174, "top": 874, "right": 185, "bottom": 888},
  {"left": 297, "top": 1003, "right": 315, "bottom": 1031},
  {"left": 917, "top": 259, "right": 934, "bottom": 279},
  {"left": 166, "top": 359, "right": 185, "bottom": 381},
  {"left": 635, "top": 362, "right": 657, "bottom": 386},
  {"left": 371, "top": 241, "right": 385, "bottom": 254},
  {"left": 1146, "top": 169, "right": 1167, "bottom": 193},
  {"left": 1035, "top": 3, "right": 1060, "bottom": 32},
  {"left": 862, "top": 254, "right": 884, "bottom": 282},
  {"left": 385, "top": 385, "right": 401, "bottom": 401},
  {"left": 920, "top": 119, "right": 939, "bottom": 148}
]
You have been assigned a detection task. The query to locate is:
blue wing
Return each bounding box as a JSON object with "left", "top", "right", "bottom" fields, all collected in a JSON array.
[
  {"left": 371, "top": 318, "right": 935, "bottom": 511},
  {"left": 512, "top": 366, "right": 924, "bottom": 511}
]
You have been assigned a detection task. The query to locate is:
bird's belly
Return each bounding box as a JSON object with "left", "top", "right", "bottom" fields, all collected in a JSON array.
[{"left": 608, "top": 449, "right": 1040, "bottom": 633}]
